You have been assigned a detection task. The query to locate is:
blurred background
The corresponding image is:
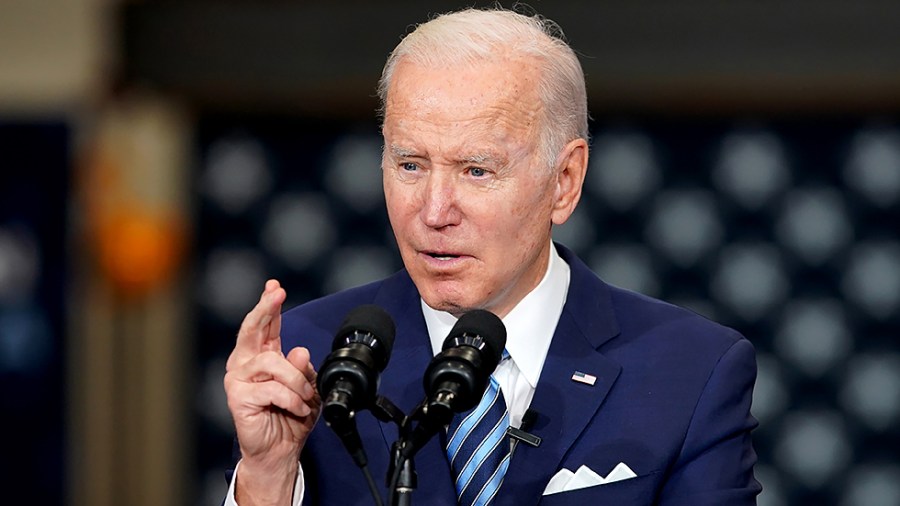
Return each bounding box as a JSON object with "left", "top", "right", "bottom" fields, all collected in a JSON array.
[{"left": 1, "top": 0, "right": 899, "bottom": 504}]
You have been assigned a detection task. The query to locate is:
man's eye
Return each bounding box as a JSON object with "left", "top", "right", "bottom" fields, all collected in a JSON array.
[
  {"left": 469, "top": 167, "right": 487, "bottom": 177},
  {"left": 401, "top": 162, "right": 418, "bottom": 172}
]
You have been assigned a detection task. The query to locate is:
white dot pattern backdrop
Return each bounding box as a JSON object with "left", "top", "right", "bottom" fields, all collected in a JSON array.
[{"left": 194, "top": 118, "right": 900, "bottom": 506}]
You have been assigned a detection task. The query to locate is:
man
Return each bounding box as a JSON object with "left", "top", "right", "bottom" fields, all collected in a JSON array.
[{"left": 224, "top": 7, "right": 760, "bottom": 505}]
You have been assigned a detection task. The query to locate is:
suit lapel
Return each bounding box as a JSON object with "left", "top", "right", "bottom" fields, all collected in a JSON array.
[{"left": 498, "top": 245, "right": 623, "bottom": 505}]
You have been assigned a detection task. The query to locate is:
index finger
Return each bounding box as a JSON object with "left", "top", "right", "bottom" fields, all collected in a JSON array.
[{"left": 230, "top": 279, "right": 287, "bottom": 366}]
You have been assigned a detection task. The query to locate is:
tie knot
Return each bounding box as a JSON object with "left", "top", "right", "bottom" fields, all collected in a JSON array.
[{"left": 501, "top": 348, "right": 510, "bottom": 361}]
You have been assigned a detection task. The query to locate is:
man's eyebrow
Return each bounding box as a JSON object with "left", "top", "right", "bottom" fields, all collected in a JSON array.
[
  {"left": 459, "top": 153, "right": 505, "bottom": 165},
  {"left": 389, "top": 145, "right": 505, "bottom": 165},
  {"left": 389, "top": 145, "right": 418, "bottom": 158}
]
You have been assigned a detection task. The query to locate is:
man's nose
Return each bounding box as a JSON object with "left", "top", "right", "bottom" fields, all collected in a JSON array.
[{"left": 420, "top": 172, "right": 461, "bottom": 228}]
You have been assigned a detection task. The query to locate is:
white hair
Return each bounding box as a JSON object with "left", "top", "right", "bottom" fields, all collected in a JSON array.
[{"left": 377, "top": 8, "right": 589, "bottom": 170}]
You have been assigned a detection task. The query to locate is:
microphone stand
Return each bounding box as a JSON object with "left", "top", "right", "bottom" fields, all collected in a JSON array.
[
  {"left": 334, "top": 394, "right": 446, "bottom": 506},
  {"left": 387, "top": 391, "right": 459, "bottom": 506},
  {"left": 388, "top": 440, "right": 416, "bottom": 506},
  {"left": 371, "top": 396, "right": 417, "bottom": 506}
]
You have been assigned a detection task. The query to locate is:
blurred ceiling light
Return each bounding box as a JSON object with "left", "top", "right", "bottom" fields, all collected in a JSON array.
[
  {"left": 840, "top": 465, "right": 900, "bottom": 506},
  {"left": 713, "top": 130, "right": 790, "bottom": 210},
  {"left": 261, "top": 193, "right": 336, "bottom": 270},
  {"left": 0, "top": 308, "right": 51, "bottom": 375},
  {"left": 844, "top": 128, "right": 900, "bottom": 208},
  {"left": 774, "top": 298, "right": 852, "bottom": 377},
  {"left": 645, "top": 189, "right": 723, "bottom": 268},
  {"left": 323, "top": 246, "right": 396, "bottom": 294},
  {"left": 202, "top": 135, "right": 273, "bottom": 214},
  {"left": 552, "top": 206, "right": 597, "bottom": 256},
  {"left": 590, "top": 243, "right": 660, "bottom": 297},
  {"left": 775, "top": 187, "right": 853, "bottom": 266},
  {"left": 752, "top": 353, "right": 790, "bottom": 424},
  {"left": 839, "top": 353, "right": 900, "bottom": 431},
  {"left": 711, "top": 243, "right": 789, "bottom": 322},
  {"left": 324, "top": 134, "right": 385, "bottom": 213},
  {"left": 842, "top": 241, "right": 900, "bottom": 319},
  {"left": 200, "top": 247, "right": 267, "bottom": 324},
  {"left": 588, "top": 131, "right": 661, "bottom": 212},
  {"left": 775, "top": 410, "right": 852, "bottom": 488}
]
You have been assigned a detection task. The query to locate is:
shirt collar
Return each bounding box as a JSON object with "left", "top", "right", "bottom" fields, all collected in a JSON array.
[{"left": 421, "top": 243, "right": 571, "bottom": 389}]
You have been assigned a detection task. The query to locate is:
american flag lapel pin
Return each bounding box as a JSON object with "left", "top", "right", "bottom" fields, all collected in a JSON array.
[{"left": 571, "top": 371, "right": 597, "bottom": 386}]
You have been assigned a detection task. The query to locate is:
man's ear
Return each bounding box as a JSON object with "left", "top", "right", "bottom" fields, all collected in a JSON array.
[{"left": 551, "top": 138, "right": 589, "bottom": 225}]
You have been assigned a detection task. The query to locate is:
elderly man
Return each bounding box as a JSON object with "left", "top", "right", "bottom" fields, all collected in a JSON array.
[{"left": 224, "top": 7, "right": 760, "bottom": 506}]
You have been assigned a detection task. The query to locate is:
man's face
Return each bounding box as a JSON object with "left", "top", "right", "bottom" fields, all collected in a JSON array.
[{"left": 382, "top": 56, "right": 576, "bottom": 317}]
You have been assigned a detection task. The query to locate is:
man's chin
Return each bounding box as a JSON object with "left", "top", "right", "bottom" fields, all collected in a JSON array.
[
  {"left": 420, "top": 290, "right": 476, "bottom": 317},
  {"left": 414, "top": 274, "right": 494, "bottom": 315},
  {"left": 422, "top": 297, "right": 468, "bottom": 317}
]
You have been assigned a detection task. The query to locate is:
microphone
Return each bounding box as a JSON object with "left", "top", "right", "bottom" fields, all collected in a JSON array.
[
  {"left": 402, "top": 309, "right": 506, "bottom": 458},
  {"left": 317, "top": 304, "right": 396, "bottom": 466},
  {"left": 521, "top": 408, "right": 539, "bottom": 431}
]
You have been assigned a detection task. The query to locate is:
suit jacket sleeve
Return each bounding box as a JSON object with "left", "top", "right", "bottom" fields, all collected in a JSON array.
[{"left": 658, "top": 337, "right": 761, "bottom": 505}]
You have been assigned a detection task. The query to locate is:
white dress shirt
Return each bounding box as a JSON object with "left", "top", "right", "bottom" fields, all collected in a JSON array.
[
  {"left": 421, "top": 244, "right": 570, "bottom": 429},
  {"left": 226, "top": 244, "right": 570, "bottom": 505}
]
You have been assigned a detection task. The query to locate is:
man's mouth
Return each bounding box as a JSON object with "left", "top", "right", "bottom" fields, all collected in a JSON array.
[{"left": 425, "top": 251, "right": 461, "bottom": 260}]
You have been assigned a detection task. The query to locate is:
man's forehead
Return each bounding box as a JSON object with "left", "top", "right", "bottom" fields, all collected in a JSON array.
[
  {"left": 381, "top": 56, "right": 544, "bottom": 162},
  {"left": 384, "top": 65, "right": 541, "bottom": 129},
  {"left": 388, "top": 56, "right": 541, "bottom": 99}
]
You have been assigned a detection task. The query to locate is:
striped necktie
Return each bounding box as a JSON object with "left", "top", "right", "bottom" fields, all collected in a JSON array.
[{"left": 446, "top": 355, "right": 510, "bottom": 506}]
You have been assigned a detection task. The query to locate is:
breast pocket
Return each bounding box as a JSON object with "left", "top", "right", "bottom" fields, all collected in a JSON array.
[{"left": 538, "top": 471, "right": 662, "bottom": 506}]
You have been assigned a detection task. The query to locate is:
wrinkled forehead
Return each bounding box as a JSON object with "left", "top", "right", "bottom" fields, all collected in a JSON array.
[{"left": 384, "top": 56, "right": 544, "bottom": 128}]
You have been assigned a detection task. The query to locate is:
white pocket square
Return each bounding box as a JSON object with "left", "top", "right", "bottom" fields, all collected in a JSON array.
[{"left": 542, "top": 462, "right": 638, "bottom": 495}]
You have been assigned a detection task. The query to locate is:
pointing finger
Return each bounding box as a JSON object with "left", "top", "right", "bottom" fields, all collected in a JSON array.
[{"left": 228, "top": 280, "right": 287, "bottom": 368}]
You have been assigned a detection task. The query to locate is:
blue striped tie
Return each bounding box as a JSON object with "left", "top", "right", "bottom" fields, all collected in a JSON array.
[{"left": 446, "top": 356, "right": 510, "bottom": 506}]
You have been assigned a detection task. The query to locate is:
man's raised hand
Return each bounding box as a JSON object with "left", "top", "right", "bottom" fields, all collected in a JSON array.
[{"left": 224, "top": 280, "right": 321, "bottom": 505}]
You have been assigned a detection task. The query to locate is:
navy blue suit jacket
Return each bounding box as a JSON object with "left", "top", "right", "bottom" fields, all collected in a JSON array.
[{"left": 230, "top": 244, "right": 760, "bottom": 505}]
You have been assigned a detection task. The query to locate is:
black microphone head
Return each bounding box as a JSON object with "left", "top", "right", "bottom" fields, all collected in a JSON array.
[
  {"left": 333, "top": 304, "right": 396, "bottom": 370},
  {"left": 443, "top": 309, "right": 506, "bottom": 368},
  {"left": 319, "top": 304, "right": 396, "bottom": 430},
  {"left": 407, "top": 309, "right": 507, "bottom": 456}
]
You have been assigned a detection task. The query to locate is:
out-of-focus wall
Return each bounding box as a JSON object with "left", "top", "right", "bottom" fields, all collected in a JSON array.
[
  {"left": 0, "top": 0, "right": 111, "bottom": 114},
  {"left": 1, "top": 2, "right": 109, "bottom": 504},
  {"left": 1, "top": 1, "right": 193, "bottom": 505},
  {"left": 119, "top": 0, "right": 900, "bottom": 116}
]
